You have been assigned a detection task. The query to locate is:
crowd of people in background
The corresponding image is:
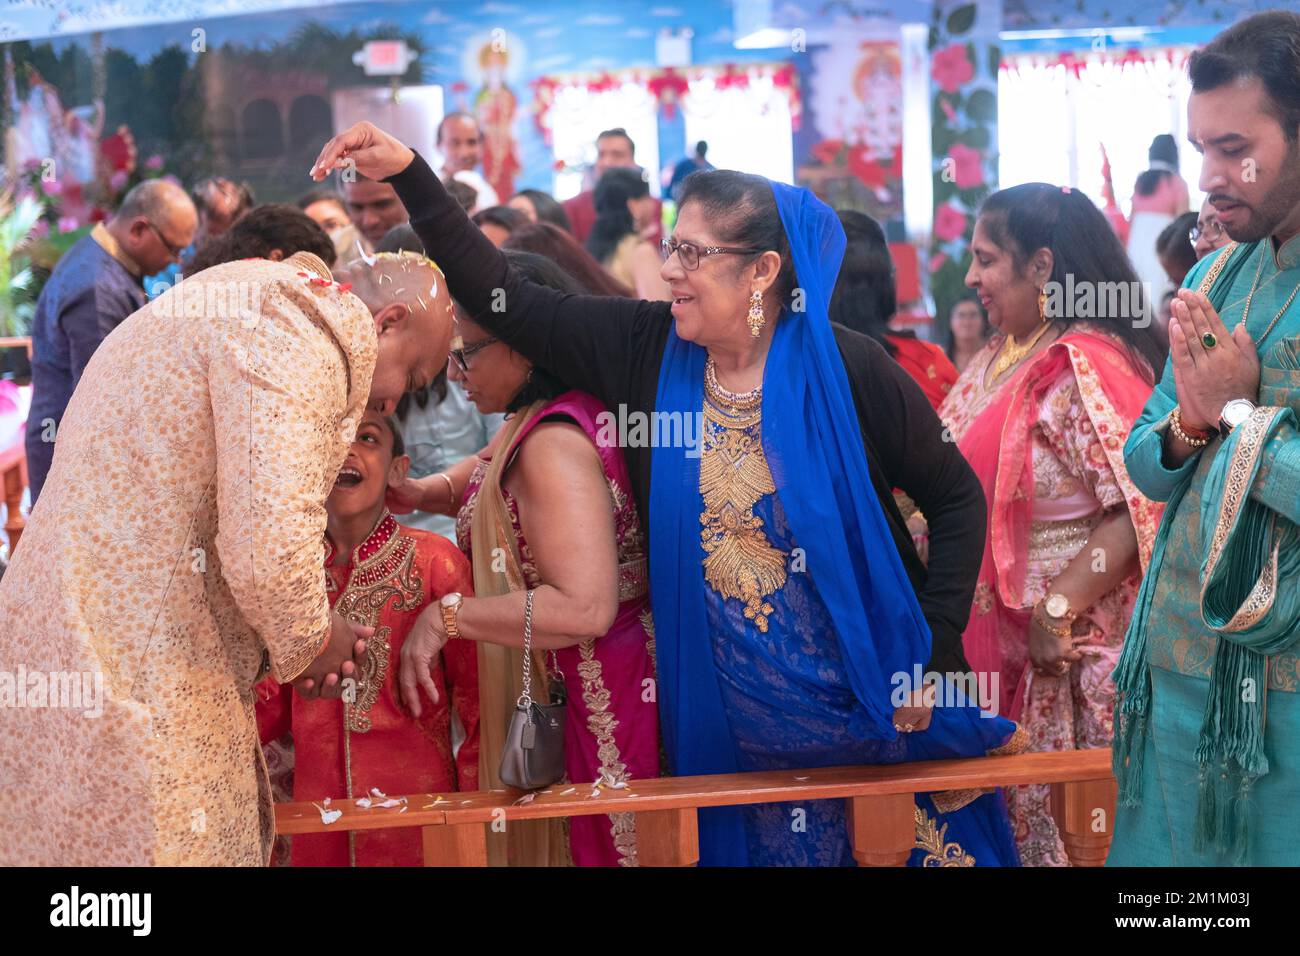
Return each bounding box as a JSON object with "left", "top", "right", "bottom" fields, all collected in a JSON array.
[{"left": 7, "top": 9, "right": 1300, "bottom": 870}]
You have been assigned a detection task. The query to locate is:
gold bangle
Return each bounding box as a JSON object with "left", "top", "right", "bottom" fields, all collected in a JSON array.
[
  {"left": 1169, "top": 406, "right": 1211, "bottom": 448},
  {"left": 436, "top": 472, "right": 456, "bottom": 506}
]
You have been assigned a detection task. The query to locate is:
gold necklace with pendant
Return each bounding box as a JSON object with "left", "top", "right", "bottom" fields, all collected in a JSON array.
[{"left": 990, "top": 320, "right": 1053, "bottom": 382}]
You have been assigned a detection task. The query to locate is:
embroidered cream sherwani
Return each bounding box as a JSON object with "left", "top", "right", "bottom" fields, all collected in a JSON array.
[{"left": 0, "top": 253, "right": 376, "bottom": 865}]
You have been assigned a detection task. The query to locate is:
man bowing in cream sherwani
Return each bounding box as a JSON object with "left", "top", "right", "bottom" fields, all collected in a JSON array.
[{"left": 0, "top": 242, "right": 452, "bottom": 865}]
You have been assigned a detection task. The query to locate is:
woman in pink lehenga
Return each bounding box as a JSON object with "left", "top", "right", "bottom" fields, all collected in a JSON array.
[
  {"left": 391, "top": 250, "right": 658, "bottom": 866},
  {"left": 937, "top": 184, "right": 1164, "bottom": 866}
]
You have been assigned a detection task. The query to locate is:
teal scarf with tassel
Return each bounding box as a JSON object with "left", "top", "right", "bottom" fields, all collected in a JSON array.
[{"left": 1192, "top": 343, "right": 1300, "bottom": 863}]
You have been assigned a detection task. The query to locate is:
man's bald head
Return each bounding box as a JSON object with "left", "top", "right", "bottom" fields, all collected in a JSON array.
[
  {"left": 333, "top": 251, "right": 455, "bottom": 409},
  {"left": 111, "top": 178, "right": 198, "bottom": 276}
]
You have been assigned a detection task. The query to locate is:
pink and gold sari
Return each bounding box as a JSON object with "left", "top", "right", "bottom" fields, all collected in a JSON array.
[
  {"left": 456, "top": 390, "right": 659, "bottom": 867},
  {"left": 940, "top": 327, "right": 1162, "bottom": 865}
]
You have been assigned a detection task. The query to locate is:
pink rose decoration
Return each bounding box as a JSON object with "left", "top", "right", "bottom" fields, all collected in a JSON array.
[
  {"left": 946, "top": 143, "right": 985, "bottom": 189},
  {"left": 109, "top": 169, "right": 129, "bottom": 192},
  {"left": 145, "top": 154, "right": 164, "bottom": 170},
  {"left": 932, "top": 43, "right": 974, "bottom": 94},
  {"left": 57, "top": 216, "right": 80, "bottom": 233},
  {"left": 933, "top": 203, "right": 968, "bottom": 243},
  {"left": 929, "top": 252, "right": 949, "bottom": 274},
  {"left": 40, "top": 177, "right": 62, "bottom": 196}
]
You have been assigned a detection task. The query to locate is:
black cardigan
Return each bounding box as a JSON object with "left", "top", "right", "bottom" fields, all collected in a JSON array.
[{"left": 388, "top": 151, "right": 985, "bottom": 674}]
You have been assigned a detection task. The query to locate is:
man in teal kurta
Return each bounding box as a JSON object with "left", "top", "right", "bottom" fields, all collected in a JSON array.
[{"left": 1110, "top": 10, "right": 1300, "bottom": 866}]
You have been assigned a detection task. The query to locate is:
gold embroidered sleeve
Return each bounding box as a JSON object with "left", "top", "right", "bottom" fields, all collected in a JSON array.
[{"left": 209, "top": 286, "right": 348, "bottom": 682}]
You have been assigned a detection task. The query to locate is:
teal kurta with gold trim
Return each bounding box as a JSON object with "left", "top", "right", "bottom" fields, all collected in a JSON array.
[{"left": 1111, "top": 234, "right": 1300, "bottom": 866}]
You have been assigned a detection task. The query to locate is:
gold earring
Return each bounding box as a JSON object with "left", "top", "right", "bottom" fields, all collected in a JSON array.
[
  {"left": 747, "top": 289, "right": 764, "bottom": 337},
  {"left": 1037, "top": 287, "right": 1048, "bottom": 324}
]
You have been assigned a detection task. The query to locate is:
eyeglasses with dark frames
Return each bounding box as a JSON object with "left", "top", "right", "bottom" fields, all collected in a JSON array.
[
  {"left": 449, "top": 335, "right": 500, "bottom": 372},
  {"left": 661, "top": 237, "right": 762, "bottom": 271},
  {"left": 1189, "top": 220, "right": 1224, "bottom": 244},
  {"left": 146, "top": 221, "right": 188, "bottom": 260}
]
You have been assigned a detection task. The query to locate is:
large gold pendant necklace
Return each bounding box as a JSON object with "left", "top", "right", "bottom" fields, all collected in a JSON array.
[
  {"left": 699, "top": 356, "right": 786, "bottom": 632},
  {"left": 990, "top": 320, "right": 1053, "bottom": 382}
]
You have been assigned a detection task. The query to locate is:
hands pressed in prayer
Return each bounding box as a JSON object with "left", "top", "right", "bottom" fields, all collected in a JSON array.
[
  {"left": 399, "top": 603, "right": 449, "bottom": 718},
  {"left": 310, "top": 122, "right": 414, "bottom": 185},
  {"left": 294, "top": 611, "right": 373, "bottom": 700},
  {"left": 1168, "top": 288, "right": 1261, "bottom": 433}
]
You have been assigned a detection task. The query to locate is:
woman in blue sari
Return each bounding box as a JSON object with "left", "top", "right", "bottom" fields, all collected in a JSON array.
[{"left": 311, "top": 123, "right": 1022, "bottom": 866}]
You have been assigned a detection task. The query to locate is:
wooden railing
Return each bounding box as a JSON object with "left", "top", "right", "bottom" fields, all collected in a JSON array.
[{"left": 275, "top": 748, "right": 1116, "bottom": 866}]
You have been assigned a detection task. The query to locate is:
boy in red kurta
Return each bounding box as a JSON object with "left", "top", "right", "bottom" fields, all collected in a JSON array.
[{"left": 258, "top": 409, "right": 478, "bottom": 866}]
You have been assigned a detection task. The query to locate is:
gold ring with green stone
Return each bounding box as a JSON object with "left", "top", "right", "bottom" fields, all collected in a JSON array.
[{"left": 1201, "top": 331, "right": 1218, "bottom": 349}]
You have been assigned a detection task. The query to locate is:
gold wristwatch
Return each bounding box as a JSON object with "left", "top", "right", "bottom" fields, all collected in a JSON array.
[
  {"left": 1037, "top": 593, "right": 1075, "bottom": 638},
  {"left": 439, "top": 592, "right": 464, "bottom": 639}
]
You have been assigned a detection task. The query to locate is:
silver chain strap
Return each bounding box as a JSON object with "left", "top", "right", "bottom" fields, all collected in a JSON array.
[{"left": 517, "top": 588, "right": 535, "bottom": 712}]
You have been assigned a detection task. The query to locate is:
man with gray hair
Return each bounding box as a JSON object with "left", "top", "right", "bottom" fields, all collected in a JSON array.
[{"left": 25, "top": 177, "right": 197, "bottom": 502}]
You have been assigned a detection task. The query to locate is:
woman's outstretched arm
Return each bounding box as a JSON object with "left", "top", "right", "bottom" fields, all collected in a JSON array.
[{"left": 312, "top": 123, "right": 671, "bottom": 410}]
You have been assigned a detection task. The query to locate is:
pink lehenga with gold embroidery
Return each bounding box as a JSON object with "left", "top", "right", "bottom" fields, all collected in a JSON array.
[
  {"left": 939, "top": 327, "right": 1163, "bottom": 866},
  {"left": 456, "top": 390, "right": 660, "bottom": 867}
]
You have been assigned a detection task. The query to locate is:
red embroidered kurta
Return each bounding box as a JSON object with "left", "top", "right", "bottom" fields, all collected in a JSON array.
[{"left": 257, "top": 513, "right": 479, "bottom": 866}]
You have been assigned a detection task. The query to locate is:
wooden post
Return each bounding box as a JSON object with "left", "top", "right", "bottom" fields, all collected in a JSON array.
[
  {"left": 1050, "top": 776, "right": 1117, "bottom": 867},
  {"left": 848, "top": 793, "right": 915, "bottom": 866},
  {"left": 422, "top": 823, "right": 488, "bottom": 866},
  {"left": 635, "top": 808, "right": 698, "bottom": 866}
]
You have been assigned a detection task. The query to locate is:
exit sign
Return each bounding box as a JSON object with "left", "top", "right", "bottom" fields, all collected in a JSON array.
[{"left": 353, "top": 40, "right": 416, "bottom": 76}]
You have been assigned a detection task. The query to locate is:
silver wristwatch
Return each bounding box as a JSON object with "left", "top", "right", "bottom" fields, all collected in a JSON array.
[{"left": 1218, "top": 398, "right": 1256, "bottom": 436}]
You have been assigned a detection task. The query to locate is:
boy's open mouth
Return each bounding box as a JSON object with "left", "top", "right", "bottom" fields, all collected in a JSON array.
[{"left": 334, "top": 465, "right": 364, "bottom": 488}]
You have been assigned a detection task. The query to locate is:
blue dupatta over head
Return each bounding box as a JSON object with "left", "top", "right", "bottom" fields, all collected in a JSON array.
[{"left": 648, "top": 180, "right": 933, "bottom": 864}]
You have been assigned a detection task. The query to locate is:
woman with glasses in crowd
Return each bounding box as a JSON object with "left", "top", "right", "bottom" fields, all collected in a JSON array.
[
  {"left": 313, "top": 123, "right": 1023, "bottom": 866},
  {"left": 387, "top": 251, "right": 658, "bottom": 868}
]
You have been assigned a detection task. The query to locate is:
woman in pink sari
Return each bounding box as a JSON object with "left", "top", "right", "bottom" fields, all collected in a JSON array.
[
  {"left": 938, "top": 184, "right": 1164, "bottom": 866},
  {"left": 390, "top": 250, "right": 658, "bottom": 867}
]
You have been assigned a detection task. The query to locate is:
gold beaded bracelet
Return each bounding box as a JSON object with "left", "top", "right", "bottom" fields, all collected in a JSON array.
[
  {"left": 1170, "top": 406, "right": 1212, "bottom": 448},
  {"left": 1033, "top": 603, "right": 1074, "bottom": 639}
]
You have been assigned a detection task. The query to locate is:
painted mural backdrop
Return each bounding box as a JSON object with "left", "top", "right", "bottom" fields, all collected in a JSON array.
[
  {"left": 1, "top": 0, "right": 781, "bottom": 207},
  {"left": 928, "top": 0, "right": 998, "bottom": 334},
  {"left": 1003, "top": 0, "right": 1280, "bottom": 29},
  {"left": 799, "top": 39, "right": 903, "bottom": 221}
]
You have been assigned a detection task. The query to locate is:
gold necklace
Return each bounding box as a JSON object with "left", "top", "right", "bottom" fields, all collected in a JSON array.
[
  {"left": 699, "top": 354, "right": 783, "bottom": 632},
  {"left": 704, "top": 356, "right": 762, "bottom": 412},
  {"left": 990, "top": 320, "right": 1052, "bottom": 381},
  {"left": 1242, "top": 244, "right": 1300, "bottom": 345}
]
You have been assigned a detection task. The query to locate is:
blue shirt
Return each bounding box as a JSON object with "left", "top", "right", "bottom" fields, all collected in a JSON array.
[{"left": 25, "top": 232, "right": 146, "bottom": 503}]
